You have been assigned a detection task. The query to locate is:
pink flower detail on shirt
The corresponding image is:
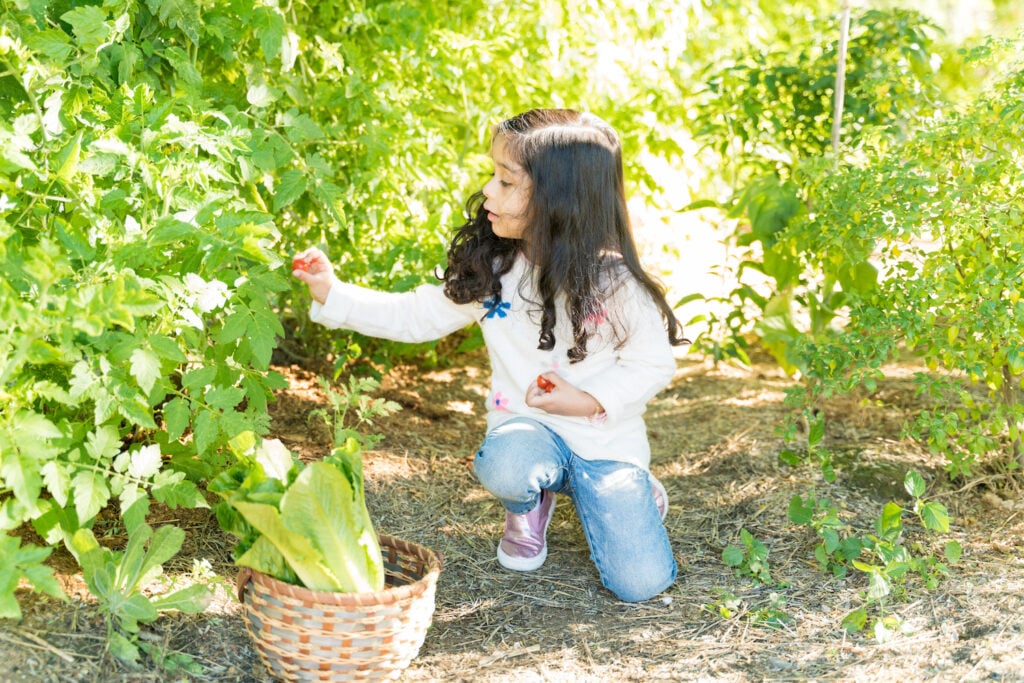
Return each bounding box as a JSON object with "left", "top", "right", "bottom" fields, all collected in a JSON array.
[{"left": 493, "top": 391, "right": 510, "bottom": 411}]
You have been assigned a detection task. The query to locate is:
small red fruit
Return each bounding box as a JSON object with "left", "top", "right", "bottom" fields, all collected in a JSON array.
[
  {"left": 536, "top": 375, "right": 555, "bottom": 393},
  {"left": 292, "top": 255, "right": 313, "bottom": 272}
]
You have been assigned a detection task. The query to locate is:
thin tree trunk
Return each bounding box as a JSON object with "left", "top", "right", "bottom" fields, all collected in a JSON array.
[
  {"left": 1002, "top": 363, "right": 1024, "bottom": 471},
  {"left": 831, "top": 1, "right": 852, "bottom": 156}
]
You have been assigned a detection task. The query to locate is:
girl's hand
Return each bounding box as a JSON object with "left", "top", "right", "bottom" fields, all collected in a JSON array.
[
  {"left": 525, "top": 372, "right": 604, "bottom": 419},
  {"left": 291, "top": 247, "right": 334, "bottom": 304}
]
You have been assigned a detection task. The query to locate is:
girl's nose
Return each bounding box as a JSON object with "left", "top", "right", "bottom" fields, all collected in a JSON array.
[{"left": 482, "top": 176, "right": 496, "bottom": 199}]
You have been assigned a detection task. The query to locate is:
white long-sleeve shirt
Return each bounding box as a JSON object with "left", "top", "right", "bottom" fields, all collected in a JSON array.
[{"left": 309, "top": 254, "right": 677, "bottom": 469}]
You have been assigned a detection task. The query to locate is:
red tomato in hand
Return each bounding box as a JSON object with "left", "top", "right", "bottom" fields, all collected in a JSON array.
[
  {"left": 536, "top": 375, "right": 555, "bottom": 393},
  {"left": 292, "top": 255, "right": 314, "bottom": 272}
]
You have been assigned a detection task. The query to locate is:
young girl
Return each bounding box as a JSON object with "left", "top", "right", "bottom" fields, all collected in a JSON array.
[{"left": 293, "top": 109, "right": 688, "bottom": 603}]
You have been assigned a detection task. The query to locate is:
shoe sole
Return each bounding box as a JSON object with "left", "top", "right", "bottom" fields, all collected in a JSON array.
[{"left": 496, "top": 494, "right": 555, "bottom": 572}]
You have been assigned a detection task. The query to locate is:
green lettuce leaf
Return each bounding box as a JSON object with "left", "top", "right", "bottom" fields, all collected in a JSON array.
[
  {"left": 279, "top": 461, "right": 384, "bottom": 593},
  {"left": 230, "top": 500, "right": 344, "bottom": 591}
]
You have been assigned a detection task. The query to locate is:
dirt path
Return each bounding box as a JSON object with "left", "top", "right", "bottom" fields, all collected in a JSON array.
[{"left": 3, "top": 352, "right": 1023, "bottom": 682}]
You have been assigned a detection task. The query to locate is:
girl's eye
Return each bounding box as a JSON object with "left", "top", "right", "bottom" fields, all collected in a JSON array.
[{"left": 488, "top": 172, "right": 512, "bottom": 188}]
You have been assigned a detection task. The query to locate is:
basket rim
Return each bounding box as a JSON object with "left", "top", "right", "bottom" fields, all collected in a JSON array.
[{"left": 236, "top": 534, "right": 442, "bottom": 606}]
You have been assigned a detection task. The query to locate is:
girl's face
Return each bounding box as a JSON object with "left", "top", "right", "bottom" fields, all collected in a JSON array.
[{"left": 482, "top": 135, "right": 532, "bottom": 242}]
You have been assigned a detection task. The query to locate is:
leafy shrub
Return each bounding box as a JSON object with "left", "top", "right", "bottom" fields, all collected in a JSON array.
[
  {"left": 0, "top": 0, "right": 702, "bottom": 666},
  {"left": 683, "top": 3, "right": 1024, "bottom": 478},
  {"left": 684, "top": 8, "right": 945, "bottom": 369},
  {"left": 782, "top": 41, "right": 1024, "bottom": 477},
  {"left": 1, "top": 2, "right": 289, "bottom": 628}
]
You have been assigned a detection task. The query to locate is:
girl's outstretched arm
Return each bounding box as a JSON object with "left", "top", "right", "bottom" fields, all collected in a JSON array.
[
  {"left": 292, "top": 247, "right": 334, "bottom": 304},
  {"left": 292, "top": 246, "right": 479, "bottom": 343}
]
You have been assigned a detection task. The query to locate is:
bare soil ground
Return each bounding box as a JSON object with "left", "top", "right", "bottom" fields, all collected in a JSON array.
[{"left": 3, "top": 350, "right": 1024, "bottom": 682}]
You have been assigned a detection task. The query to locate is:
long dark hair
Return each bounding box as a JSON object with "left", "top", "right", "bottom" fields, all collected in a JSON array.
[{"left": 443, "top": 109, "right": 687, "bottom": 361}]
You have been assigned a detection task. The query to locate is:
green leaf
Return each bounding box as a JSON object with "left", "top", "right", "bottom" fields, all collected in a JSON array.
[
  {"left": 219, "top": 310, "right": 250, "bottom": 344},
  {"left": 120, "top": 592, "right": 160, "bottom": 626},
  {"left": 674, "top": 292, "right": 705, "bottom": 308},
  {"left": 253, "top": 438, "right": 295, "bottom": 482},
  {"left": 26, "top": 28, "right": 75, "bottom": 61},
  {"left": 118, "top": 395, "right": 158, "bottom": 429},
  {"left": 137, "top": 525, "right": 187, "bottom": 585},
  {"left": 0, "top": 537, "right": 66, "bottom": 619},
  {"left": 235, "top": 535, "right": 297, "bottom": 584},
  {"left": 838, "top": 260, "right": 878, "bottom": 294},
  {"left": 822, "top": 528, "right": 840, "bottom": 553},
  {"left": 842, "top": 607, "right": 868, "bottom": 632},
  {"left": 231, "top": 500, "right": 344, "bottom": 591},
  {"left": 150, "top": 583, "right": 213, "bottom": 613},
  {"left": 839, "top": 537, "right": 863, "bottom": 560},
  {"left": 807, "top": 415, "right": 826, "bottom": 447},
  {"left": 677, "top": 198, "right": 719, "bottom": 212},
  {"left": 273, "top": 169, "right": 308, "bottom": 212},
  {"left": 69, "top": 529, "right": 104, "bottom": 575},
  {"left": 21, "top": 563, "right": 66, "bottom": 602},
  {"left": 107, "top": 630, "right": 141, "bottom": 666},
  {"left": 254, "top": 7, "right": 286, "bottom": 62},
  {"left": 129, "top": 348, "right": 162, "bottom": 394},
  {"left": 71, "top": 471, "right": 111, "bottom": 524},
  {"left": 149, "top": 217, "right": 194, "bottom": 246},
  {"left": 903, "top": 470, "right": 926, "bottom": 499},
  {"left": 1008, "top": 349, "right": 1024, "bottom": 376},
  {"left": 284, "top": 112, "right": 324, "bottom": 143},
  {"left": 182, "top": 366, "right": 217, "bottom": 392},
  {"left": 722, "top": 545, "right": 745, "bottom": 568},
  {"left": 153, "top": 478, "right": 207, "bottom": 510},
  {"left": 61, "top": 6, "right": 111, "bottom": 53},
  {"left": 163, "top": 46, "right": 202, "bottom": 86},
  {"left": 878, "top": 502, "right": 903, "bottom": 536},
  {"left": 14, "top": 410, "right": 63, "bottom": 441},
  {"left": 787, "top": 495, "right": 813, "bottom": 525},
  {"left": 206, "top": 385, "right": 245, "bottom": 411},
  {"left": 40, "top": 462, "right": 72, "bottom": 507},
  {"left": 866, "top": 570, "right": 891, "bottom": 600},
  {"left": 122, "top": 497, "right": 150, "bottom": 538},
  {"left": 145, "top": 0, "right": 200, "bottom": 44},
  {"left": 56, "top": 133, "right": 83, "bottom": 182},
  {"left": 193, "top": 410, "right": 219, "bottom": 455},
  {"left": 149, "top": 335, "right": 187, "bottom": 363},
  {"left": 117, "top": 522, "right": 154, "bottom": 591},
  {"left": 163, "top": 398, "right": 190, "bottom": 441},
  {"left": 247, "top": 308, "right": 281, "bottom": 370},
  {"left": 920, "top": 501, "right": 950, "bottom": 533},
  {"left": 944, "top": 540, "right": 963, "bottom": 564},
  {"left": 778, "top": 448, "right": 803, "bottom": 467}
]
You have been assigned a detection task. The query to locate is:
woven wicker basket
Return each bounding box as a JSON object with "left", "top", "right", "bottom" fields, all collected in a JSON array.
[{"left": 236, "top": 535, "right": 442, "bottom": 682}]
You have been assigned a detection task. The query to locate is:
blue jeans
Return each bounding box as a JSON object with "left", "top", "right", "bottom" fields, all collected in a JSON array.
[{"left": 473, "top": 417, "right": 677, "bottom": 603}]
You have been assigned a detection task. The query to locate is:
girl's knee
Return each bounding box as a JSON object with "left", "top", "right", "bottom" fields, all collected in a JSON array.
[
  {"left": 604, "top": 560, "right": 676, "bottom": 603},
  {"left": 475, "top": 419, "right": 553, "bottom": 476}
]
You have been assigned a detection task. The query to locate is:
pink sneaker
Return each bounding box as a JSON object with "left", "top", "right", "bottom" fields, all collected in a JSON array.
[
  {"left": 497, "top": 491, "right": 555, "bottom": 571},
  {"left": 651, "top": 475, "right": 668, "bottom": 521}
]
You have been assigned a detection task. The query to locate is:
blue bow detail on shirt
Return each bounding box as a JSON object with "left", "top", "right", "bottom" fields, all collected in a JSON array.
[{"left": 482, "top": 296, "right": 511, "bottom": 320}]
